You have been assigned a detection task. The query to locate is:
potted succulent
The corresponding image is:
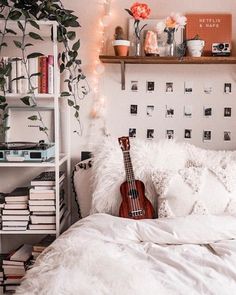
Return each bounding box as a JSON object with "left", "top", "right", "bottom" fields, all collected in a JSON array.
[
  {"left": 112, "top": 26, "right": 130, "bottom": 56},
  {"left": 186, "top": 35, "right": 205, "bottom": 57}
]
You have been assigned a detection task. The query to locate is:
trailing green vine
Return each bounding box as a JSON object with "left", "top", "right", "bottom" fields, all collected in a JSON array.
[{"left": 0, "top": 0, "right": 89, "bottom": 138}]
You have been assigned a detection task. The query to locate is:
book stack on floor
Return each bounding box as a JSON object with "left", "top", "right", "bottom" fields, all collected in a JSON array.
[
  {"left": 2, "top": 188, "right": 29, "bottom": 231},
  {"left": 2, "top": 244, "right": 32, "bottom": 293},
  {"left": 31, "top": 235, "right": 55, "bottom": 263},
  {"left": 29, "top": 171, "right": 66, "bottom": 231},
  {"left": 0, "top": 255, "right": 5, "bottom": 294},
  {"left": 0, "top": 55, "right": 54, "bottom": 94}
]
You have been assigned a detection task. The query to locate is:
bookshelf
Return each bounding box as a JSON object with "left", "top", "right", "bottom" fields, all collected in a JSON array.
[
  {"left": 0, "top": 21, "right": 72, "bottom": 247},
  {"left": 99, "top": 55, "right": 236, "bottom": 90}
]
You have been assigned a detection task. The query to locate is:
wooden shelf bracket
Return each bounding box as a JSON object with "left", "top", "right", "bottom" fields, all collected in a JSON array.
[{"left": 121, "top": 61, "right": 126, "bottom": 90}]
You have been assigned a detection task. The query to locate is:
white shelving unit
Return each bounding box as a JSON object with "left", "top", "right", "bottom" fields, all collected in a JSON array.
[{"left": 0, "top": 21, "right": 72, "bottom": 242}]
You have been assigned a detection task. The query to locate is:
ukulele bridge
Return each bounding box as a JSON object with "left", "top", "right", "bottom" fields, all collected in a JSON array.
[{"left": 129, "top": 209, "right": 144, "bottom": 217}]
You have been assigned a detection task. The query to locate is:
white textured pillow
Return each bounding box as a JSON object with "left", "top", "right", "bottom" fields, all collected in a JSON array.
[
  {"left": 152, "top": 161, "right": 236, "bottom": 218},
  {"left": 90, "top": 138, "right": 187, "bottom": 216}
]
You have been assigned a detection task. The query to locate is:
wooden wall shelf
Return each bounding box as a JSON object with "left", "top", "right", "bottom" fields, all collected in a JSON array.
[{"left": 99, "top": 55, "right": 236, "bottom": 90}]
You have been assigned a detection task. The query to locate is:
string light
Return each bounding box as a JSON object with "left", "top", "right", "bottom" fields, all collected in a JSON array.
[{"left": 90, "top": 0, "right": 112, "bottom": 125}]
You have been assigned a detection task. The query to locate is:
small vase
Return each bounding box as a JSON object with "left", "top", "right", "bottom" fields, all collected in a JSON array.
[
  {"left": 133, "top": 35, "right": 141, "bottom": 56},
  {"left": 165, "top": 28, "right": 176, "bottom": 57}
]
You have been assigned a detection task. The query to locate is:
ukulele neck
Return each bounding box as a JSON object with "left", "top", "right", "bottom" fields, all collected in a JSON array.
[{"left": 123, "top": 151, "right": 135, "bottom": 182}]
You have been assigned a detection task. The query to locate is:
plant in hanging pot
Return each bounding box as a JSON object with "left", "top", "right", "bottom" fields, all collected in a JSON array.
[
  {"left": 186, "top": 35, "right": 205, "bottom": 57},
  {"left": 112, "top": 26, "right": 130, "bottom": 56}
]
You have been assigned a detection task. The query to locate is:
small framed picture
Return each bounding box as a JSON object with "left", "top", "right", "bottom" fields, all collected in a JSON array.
[
  {"left": 130, "top": 104, "right": 138, "bottom": 115},
  {"left": 146, "top": 105, "right": 154, "bottom": 117},
  {"left": 166, "top": 130, "right": 174, "bottom": 140},
  {"left": 184, "top": 105, "right": 192, "bottom": 118},
  {"left": 224, "top": 131, "right": 231, "bottom": 142},
  {"left": 204, "top": 83, "right": 213, "bottom": 94},
  {"left": 166, "top": 82, "right": 174, "bottom": 93},
  {"left": 129, "top": 128, "right": 136, "bottom": 138},
  {"left": 203, "top": 130, "right": 212, "bottom": 142},
  {"left": 147, "top": 81, "right": 155, "bottom": 92},
  {"left": 184, "top": 81, "right": 193, "bottom": 94},
  {"left": 166, "top": 106, "right": 174, "bottom": 118},
  {"left": 184, "top": 129, "right": 192, "bottom": 139},
  {"left": 224, "top": 107, "right": 232, "bottom": 117},
  {"left": 147, "top": 129, "right": 154, "bottom": 139},
  {"left": 131, "top": 81, "right": 138, "bottom": 92},
  {"left": 224, "top": 83, "right": 232, "bottom": 94},
  {"left": 204, "top": 107, "right": 212, "bottom": 117}
]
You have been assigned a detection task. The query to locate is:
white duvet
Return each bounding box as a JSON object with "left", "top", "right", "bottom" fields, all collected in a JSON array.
[{"left": 16, "top": 213, "right": 236, "bottom": 295}]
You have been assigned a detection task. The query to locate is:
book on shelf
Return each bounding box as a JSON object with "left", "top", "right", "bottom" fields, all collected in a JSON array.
[
  {"left": 28, "top": 200, "right": 55, "bottom": 206},
  {"left": 4, "top": 203, "right": 28, "bottom": 210},
  {"left": 5, "top": 187, "right": 29, "bottom": 203},
  {"left": 10, "top": 244, "right": 32, "bottom": 263},
  {"left": 31, "top": 171, "right": 65, "bottom": 186},
  {"left": 48, "top": 55, "right": 54, "bottom": 94},
  {"left": 2, "top": 221, "right": 28, "bottom": 227},
  {"left": 2, "top": 226, "right": 27, "bottom": 231},
  {"left": 2, "top": 209, "right": 29, "bottom": 215},
  {"left": 29, "top": 205, "right": 55, "bottom": 212},
  {"left": 2, "top": 215, "right": 30, "bottom": 221},
  {"left": 29, "top": 189, "right": 55, "bottom": 200},
  {"left": 0, "top": 193, "right": 5, "bottom": 209},
  {"left": 28, "top": 57, "right": 38, "bottom": 93},
  {"left": 30, "top": 215, "right": 56, "bottom": 224},
  {"left": 31, "top": 211, "right": 55, "bottom": 215},
  {"left": 29, "top": 224, "right": 56, "bottom": 230},
  {"left": 4, "top": 277, "right": 23, "bottom": 285},
  {"left": 38, "top": 56, "right": 48, "bottom": 93}
]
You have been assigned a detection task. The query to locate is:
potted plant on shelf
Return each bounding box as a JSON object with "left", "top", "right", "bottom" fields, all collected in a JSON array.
[
  {"left": 186, "top": 35, "right": 205, "bottom": 57},
  {"left": 112, "top": 26, "right": 130, "bottom": 57}
]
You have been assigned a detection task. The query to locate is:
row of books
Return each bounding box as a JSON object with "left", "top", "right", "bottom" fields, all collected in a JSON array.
[
  {"left": 0, "top": 55, "right": 54, "bottom": 94},
  {"left": 0, "top": 171, "right": 66, "bottom": 231},
  {"left": 0, "top": 236, "right": 55, "bottom": 293}
]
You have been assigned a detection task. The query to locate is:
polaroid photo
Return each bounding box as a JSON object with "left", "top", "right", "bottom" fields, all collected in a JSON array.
[
  {"left": 129, "top": 128, "right": 136, "bottom": 138},
  {"left": 184, "top": 129, "right": 192, "bottom": 139},
  {"left": 203, "top": 130, "right": 212, "bottom": 142},
  {"left": 184, "top": 105, "right": 192, "bottom": 118},
  {"left": 130, "top": 104, "right": 138, "bottom": 115},
  {"left": 184, "top": 81, "right": 193, "bottom": 94},
  {"left": 147, "top": 129, "right": 154, "bottom": 139},
  {"left": 146, "top": 105, "right": 154, "bottom": 117},
  {"left": 131, "top": 81, "right": 138, "bottom": 92},
  {"left": 165, "top": 105, "right": 174, "bottom": 118},
  {"left": 166, "top": 130, "right": 174, "bottom": 140},
  {"left": 224, "top": 131, "right": 231, "bottom": 142},
  {"left": 224, "top": 83, "right": 232, "bottom": 94},
  {"left": 204, "top": 107, "right": 212, "bottom": 117},
  {"left": 147, "top": 81, "right": 155, "bottom": 93},
  {"left": 224, "top": 107, "right": 232, "bottom": 117},
  {"left": 166, "top": 82, "right": 174, "bottom": 93},
  {"left": 204, "top": 83, "right": 213, "bottom": 94}
]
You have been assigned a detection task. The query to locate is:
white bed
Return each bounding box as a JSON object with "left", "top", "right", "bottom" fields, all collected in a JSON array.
[{"left": 16, "top": 139, "right": 236, "bottom": 295}]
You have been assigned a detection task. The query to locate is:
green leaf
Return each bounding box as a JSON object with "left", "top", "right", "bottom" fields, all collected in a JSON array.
[
  {"left": 11, "top": 75, "right": 25, "bottom": 82},
  {"left": 125, "top": 9, "right": 134, "bottom": 17},
  {"left": 25, "top": 43, "right": 33, "bottom": 47},
  {"left": 64, "top": 19, "right": 80, "bottom": 27},
  {"left": 30, "top": 72, "right": 41, "bottom": 78},
  {"left": 67, "top": 99, "right": 74, "bottom": 106},
  {"left": 17, "top": 21, "right": 24, "bottom": 31},
  {"left": 67, "top": 31, "right": 76, "bottom": 40},
  {"left": 0, "top": 103, "right": 7, "bottom": 110},
  {"left": 72, "top": 39, "right": 80, "bottom": 51},
  {"left": 28, "top": 115, "right": 38, "bottom": 121},
  {"left": 29, "top": 20, "right": 40, "bottom": 30},
  {"left": 60, "top": 63, "right": 65, "bottom": 73},
  {"left": 5, "top": 28, "right": 17, "bottom": 35},
  {"left": 74, "top": 105, "right": 80, "bottom": 111},
  {"left": 20, "top": 96, "right": 31, "bottom": 106},
  {"left": 39, "top": 126, "right": 48, "bottom": 132},
  {"left": 66, "top": 60, "right": 73, "bottom": 68},
  {"left": 74, "top": 111, "right": 79, "bottom": 118},
  {"left": 13, "top": 40, "right": 22, "bottom": 49},
  {"left": 27, "top": 52, "right": 44, "bottom": 59},
  {"left": 3, "top": 113, "right": 9, "bottom": 120},
  {"left": 29, "top": 32, "right": 44, "bottom": 41},
  {"left": 0, "top": 42, "right": 7, "bottom": 48},
  {"left": 61, "top": 91, "right": 70, "bottom": 97},
  {"left": 0, "top": 95, "right": 6, "bottom": 103},
  {"left": 9, "top": 10, "right": 22, "bottom": 21}
]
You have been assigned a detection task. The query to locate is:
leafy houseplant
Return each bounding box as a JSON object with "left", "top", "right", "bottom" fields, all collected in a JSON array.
[
  {"left": 112, "top": 26, "right": 130, "bottom": 57},
  {"left": 0, "top": 0, "right": 89, "bottom": 137}
]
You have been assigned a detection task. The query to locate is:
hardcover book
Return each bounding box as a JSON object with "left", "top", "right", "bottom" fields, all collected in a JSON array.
[{"left": 185, "top": 14, "right": 232, "bottom": 55}]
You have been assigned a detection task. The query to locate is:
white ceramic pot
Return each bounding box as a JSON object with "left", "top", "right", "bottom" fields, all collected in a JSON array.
[
  {"left": 112, "top": 40, "right": 130, "bottom": 56},
  {"left": 187, "top": 40, "right": 205, "bottom": 57}
]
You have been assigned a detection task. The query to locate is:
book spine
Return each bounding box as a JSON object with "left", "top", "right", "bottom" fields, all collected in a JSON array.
[
  {"left": 3, "top": 57, "right": 9, "bottom": 93},
  {"left": 38, "top": 57, "right": 42, "bottom": 93},
  {"left": 10, "top": 58, "right": 17, "bottom": 93},
  {"left": 28, "top": 58, "right": 38, "bottom": 93},
  {"left": 16, "top": 58, "right": 22, "bottom": 93},
  {"left": 48, "top": 55, "right": 54, "bottom": 94},
  {"left": 39, "top": 56, "right": 48, "bottom": 94},
  {"left": 21, "top": 60, "right": 29, "bottom": 94}
]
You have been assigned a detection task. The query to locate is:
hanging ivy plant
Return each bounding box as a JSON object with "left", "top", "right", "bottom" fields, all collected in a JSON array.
[{"left": 0, "top": 0, "right": 89, "bottom": 137}]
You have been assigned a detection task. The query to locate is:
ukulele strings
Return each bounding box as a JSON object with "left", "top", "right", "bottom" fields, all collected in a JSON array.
[
  {"left": 124, "top": 151, "right": 141, "bottom": 213},
  {"left": 124, "top": 151, "right": 137, "bottom": 212}
]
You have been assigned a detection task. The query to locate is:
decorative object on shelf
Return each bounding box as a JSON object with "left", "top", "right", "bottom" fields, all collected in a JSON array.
[
  {"left": 144, "top": 31, "right": 159, "bottom": 56},
  {"left": 156, "top": 13, "right": 187, "bottom": 56},
  {"left": 212, "top": 43, "right": 231, "bottom": 57},
  {"left": 186, "top": 35, "right": 205, "bottom": 57},
  {"left": 112, "top": 26, "right": 130, "bottom": 56},
  {"left": 125, "top": 2, "right": 151, "bottom": 56},
  {"left": 0, "top": 1, "right": 88, "bottom": 137}
]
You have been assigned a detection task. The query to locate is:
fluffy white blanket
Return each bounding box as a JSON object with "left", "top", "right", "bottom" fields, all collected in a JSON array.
[{"left": 16, "top": 214, "right": 236, "bottom": 295}]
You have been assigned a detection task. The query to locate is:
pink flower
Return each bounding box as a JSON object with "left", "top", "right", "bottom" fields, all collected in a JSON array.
[{"left": 130, "top": 2, "right": 151, "bottom": 20}]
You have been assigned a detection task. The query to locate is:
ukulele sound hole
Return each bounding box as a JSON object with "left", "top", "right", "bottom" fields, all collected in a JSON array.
[{"left": 128, "top": 189, "right": 139, "bottom": 199}]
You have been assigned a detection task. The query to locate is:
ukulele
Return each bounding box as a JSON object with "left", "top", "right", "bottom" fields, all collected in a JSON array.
[{"left": 118, "top": 136, "right": 154, "bottom": 220}]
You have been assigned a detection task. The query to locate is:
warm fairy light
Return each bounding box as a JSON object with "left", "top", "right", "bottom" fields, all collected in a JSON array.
[{"left": 90, "top": 0, "right": 112, "bottom": 121}]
